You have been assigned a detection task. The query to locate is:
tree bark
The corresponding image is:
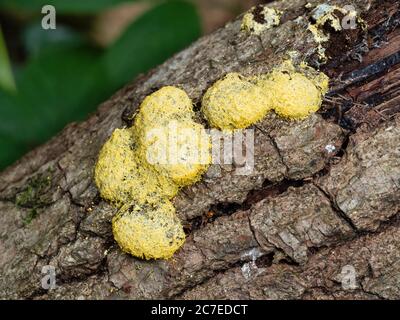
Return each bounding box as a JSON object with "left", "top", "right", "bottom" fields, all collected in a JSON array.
[{"left": 0, "top": 0, "right": 399, "bottom": 299}]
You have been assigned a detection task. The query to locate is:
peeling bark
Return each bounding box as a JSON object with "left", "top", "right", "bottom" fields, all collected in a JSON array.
[{"left": 0, "top": 0, "right": 399, "bottom": 300}]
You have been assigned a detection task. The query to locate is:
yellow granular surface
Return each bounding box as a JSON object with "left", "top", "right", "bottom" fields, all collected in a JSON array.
[
  {"left": 96, "top": 61, "right": 329, "bottom": 259},
  {"left": 201, "top": 60, "right": 329, "bottom": 129},
  {"left": 95, "top": 86, "right": 211, "bottom": 259},
  {"left": 94, "top": 128, "right": 178, "bottom": 205},
  {"left": 202, "top": 73, "right": 271, "bottom": 130}
]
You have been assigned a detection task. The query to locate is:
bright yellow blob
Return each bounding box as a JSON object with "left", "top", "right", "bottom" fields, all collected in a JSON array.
[
  {"left": 95, "top": 86, "right": 211, "bottom": 260},
  {"left": 112, "top": 200, "right": 186, "bottom": 260},
  {"left": 138, "top": 120, "right": 211, "bottom": 186},
  {"left": 258, "top": 61, "right": 329, "bottom": 119},
  {"left": 132, "top": 86, "right": 195, "bottom": 141},
  {"left": 94, "top": 128, "right": 177, "bottom": 206},
  {"left": 202, "top": 73, "right": 271, "bottom": 130},
  {"left": 201, "top": 60, "right": 329, "bottom": 129},
  {"left": 96, "top": 62, "right": 329, "bottom": 259},
  {"left": 264, "top": 72, "right": 322, "bottom": 119}
]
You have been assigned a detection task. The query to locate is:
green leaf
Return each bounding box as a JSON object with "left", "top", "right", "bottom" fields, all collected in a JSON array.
[
  {"left": 0, "top": 90, "right": 24, "bottom": 139},
  {"left": 0, "top": 26, "right": 16, "bottom": 92},
  {"left": 14, "top": 46, "right": 108, "bottom": 142},
  {"left": 0, "top": 0, "right": 138, "bottom": 14},
  {"left": 0, "top": 81, "right": 32, "bottom": 168},
  {"left": 102, "top": 0, "right": 201, "bottom": 89},
  {"left": 0, "top": 133, "right": 28, "bottom": 169},
  {"left": 23, "top": 22, "right": 85, "bottom": 58},
  {"left": 0, "top": 46, "right": 112, "bottom": 171}
]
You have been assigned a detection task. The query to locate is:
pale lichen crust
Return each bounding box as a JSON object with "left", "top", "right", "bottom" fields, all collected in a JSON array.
[
  {"left": 241, "top": 5, "right": 281, "bottom": 35},
  {"left": 95, "top": 86, "right": 211, "bottom": 260},
  {"left": 201, "top": 60, "right": 329, "bottom": 130}
]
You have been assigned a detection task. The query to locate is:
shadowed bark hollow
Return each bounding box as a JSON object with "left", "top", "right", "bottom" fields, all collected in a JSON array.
[{"left": 0, "top": 0, "right": 399, "bottom": 299}]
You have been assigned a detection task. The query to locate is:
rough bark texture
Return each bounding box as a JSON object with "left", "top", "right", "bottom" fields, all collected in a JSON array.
[{"left": 0, "top": 0, "right": 399, "bottom": 300}]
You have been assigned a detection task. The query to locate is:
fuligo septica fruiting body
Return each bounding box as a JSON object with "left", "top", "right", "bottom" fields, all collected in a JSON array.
[
  {"left": 95, "top": 59, "right": 330, "bottom": 260},
  {"left": 201, "top": 60, "right": 329, "bottom": 130},
  {"left": 95, "top": 86, "right": 211, "bottom": 259},
  {"left": 202, "top": 73, "right": 272, "bottom": 130},
  {"left": 112, "top": 200, "right": 186, "bottom": 260}
]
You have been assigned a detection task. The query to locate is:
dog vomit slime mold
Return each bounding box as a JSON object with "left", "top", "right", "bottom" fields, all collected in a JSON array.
[
  {"left": 201, "top": 60, "right": 329, "bottom": 130},
  {"left": 95, "top": 87, "right": 211, "bottom": 259},
  {"left": 96, "top": 59, "right": 329, "bottom": 259}
]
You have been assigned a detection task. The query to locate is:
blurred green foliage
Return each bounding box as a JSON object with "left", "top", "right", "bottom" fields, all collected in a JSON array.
[
  {"left": 0, "top": 26, "right": 15, "bottom": 92},
  {"left": 0, "top": 0, "right": 201, "bottom": 170},
  {"left": 0, "top": 0, "right": 137, "bottom": 14}
]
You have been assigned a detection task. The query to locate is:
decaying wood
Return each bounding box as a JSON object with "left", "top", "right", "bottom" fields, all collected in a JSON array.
[{"left": 0, "top": 0, "right": 399, "bottom": 299}]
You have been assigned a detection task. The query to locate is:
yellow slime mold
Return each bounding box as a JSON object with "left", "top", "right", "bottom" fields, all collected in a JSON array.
[
  {"left": 138, "top": 121, "right": 211, "bottom": 186},
  {"left": 94, "top": 128, "right": 175, "bottom": 205},
  {"left": 96, "top": 62, "right": 328, "bottom": 259},
  {"left": 112, "top": 200, "right": 186, "bottom": 260},
  {"left": 95, "top": 86, "right": 211, "bottom": 260},
  {"left": 257, "top": 61, "right": 329, "bottom": 119},
  {"left": 201, "top": 73, "right": 271, "bottom": 130},
  {"left": 201, "top": 60, "right": 329, "bottom": 129}
]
